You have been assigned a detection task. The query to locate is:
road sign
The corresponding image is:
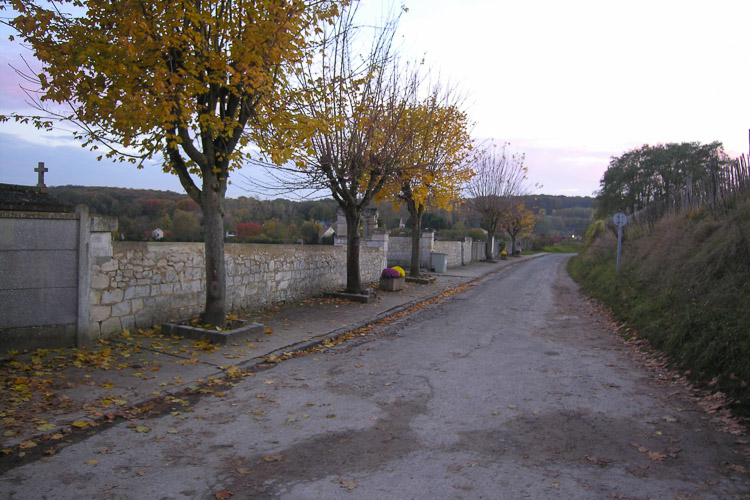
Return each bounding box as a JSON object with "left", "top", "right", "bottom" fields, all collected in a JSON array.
[{"left": 613, "top": 212, "right": 628, "bottom": 227}]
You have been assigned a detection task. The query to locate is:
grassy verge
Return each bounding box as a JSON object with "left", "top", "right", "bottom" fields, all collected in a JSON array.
[
  {"left": 569, "top": 200, "right": 750, "bottom": 418},
  {"left": 523, "top": 241, "right": 583, "bottom": 255}
]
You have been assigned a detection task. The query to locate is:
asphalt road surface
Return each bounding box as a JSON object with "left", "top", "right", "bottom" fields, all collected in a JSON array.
[{"left": 2, "top": 254, "right": 748, "bottom": 499}]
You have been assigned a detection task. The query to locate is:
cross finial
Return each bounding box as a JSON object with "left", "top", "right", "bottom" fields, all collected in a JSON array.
[{"left": 35, "top": 162, "right": 48, "bottom": 190}]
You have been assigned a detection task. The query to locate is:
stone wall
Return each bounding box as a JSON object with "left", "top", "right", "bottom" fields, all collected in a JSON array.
[
  {"left": 386, "top": 232, "right": 434, "bottom": 269},
  {"left": 462, "top": 239, "right": 473, "bottom": 265},
  {"left": 472, "top": 240, "right": 487, "bottom": 261},
  {"left": 0, "top": 206, "right": 116, "bottom": 351},
  {"left": 433, "top": 240, "right": 464, "bottom": 268},
  {"left": 0, "top": 211, "right": 80, "bottom": 349},
  {"left": 387, "top": 236, "right": 411, "bottom": 267},
  {"left": 88, "top": 242, "right": 385, "bottom": 337}
]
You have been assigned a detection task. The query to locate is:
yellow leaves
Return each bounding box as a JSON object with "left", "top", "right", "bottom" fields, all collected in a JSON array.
[
  {"left": 262, "top": 454, "right": 284, "bottom": 463},
  {"left": 648, "top": 452, "right": 667, "bottom": 462},
  {"left": 134, "top": 425, "right": 151, "bottom": 433},
  {"left": 18, "top": 440, "right": 37, "bottom": 449},
  {"left": 214, "top": 489, "right": 234, "bottom": 500},
  {"left": 85, "top": 459, "right": 99, "bottom": 466},
  {"left": 72, "top": 421, "right": 89, "bottom": 429},
  {"left": 339, "top": 479, "right": 357, "bottom": 491}
]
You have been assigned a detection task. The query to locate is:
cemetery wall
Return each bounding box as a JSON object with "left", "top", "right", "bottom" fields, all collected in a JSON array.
[
  {"left": 462, "top": 239, "right": 473, "bottom": 265},
  {"left": 88, "top": 242, "right": 385, "bottom": 337},
  {"left": 0, "top": 211, "right": 80, "bottom": 349},
  {"left": 472, "top": 240, "right": 487, "bottom": 261},
  {"left": 386, "top": 232, "right": 442, "bottom": 269},
  {"left": 387, "top": 236, "right": 412, "bottom": 267},
  {"left": 433, "top": 240, "right": 464, "bottom": 267}
]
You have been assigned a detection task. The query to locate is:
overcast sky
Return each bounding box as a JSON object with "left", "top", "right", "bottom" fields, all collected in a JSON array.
[{"left": 1, "top": 0, "right": 748, "bottom": 198}]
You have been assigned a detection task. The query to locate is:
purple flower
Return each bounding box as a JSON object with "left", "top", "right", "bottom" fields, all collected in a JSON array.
[{"left": 381, "top": 268, "right": 400, "bottom": 278}]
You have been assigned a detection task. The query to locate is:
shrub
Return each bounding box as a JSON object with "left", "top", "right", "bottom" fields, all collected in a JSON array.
[{"left": 467, "top": 228, "right": 486, "bottom": 241}]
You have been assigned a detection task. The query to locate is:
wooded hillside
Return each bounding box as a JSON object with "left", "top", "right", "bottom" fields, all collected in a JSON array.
[{"left": 49, "top": 185, "right": 593, "bottom": 242}]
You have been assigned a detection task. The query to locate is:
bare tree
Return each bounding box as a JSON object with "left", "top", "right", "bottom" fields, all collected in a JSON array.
[{"left": 465, "top": 142, "right": 528, "bottom": 259}]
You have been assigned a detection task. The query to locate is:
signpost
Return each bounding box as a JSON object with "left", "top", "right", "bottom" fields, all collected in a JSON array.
[{"left": 613, "top": 212, "right": 627, "bottom": 272}]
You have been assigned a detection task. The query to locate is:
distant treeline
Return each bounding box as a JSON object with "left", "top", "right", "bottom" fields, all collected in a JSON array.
[{"left": 49, "top": 186, "right": 594, "bottom": 242}]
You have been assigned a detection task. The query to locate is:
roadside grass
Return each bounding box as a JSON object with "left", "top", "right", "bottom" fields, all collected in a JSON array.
[
  {"left": 523, "top": 241, "right": 583, "bottom": 255},
  {"left": 569, "top": 199, "right": 750, "bottom": 418},
  {"left": 542, "top": 241, "right": 583, "bottom": 253}
]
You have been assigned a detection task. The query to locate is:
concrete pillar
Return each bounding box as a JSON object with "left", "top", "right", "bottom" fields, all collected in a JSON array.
[
  {"left": 363, "top": 229, "right": 389, "bottom": 270},
  {"left": 76, "top": 205, "right": 91, "bottom": 346},
  {"left": 77, "top": 206, "right": 117, "bottom": 346},
  {"left": 419, "top": 231, "right": 434, "bottom": 269}
]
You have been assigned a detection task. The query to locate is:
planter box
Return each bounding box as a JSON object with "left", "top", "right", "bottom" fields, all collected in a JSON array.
[
  {"left": 405, "top": 275, "right": 436, "bottom": 285},
  {"left": 324, "top": 290, "right": 376, "bottom": 303},
  {"left": 380, "top": 276, "right": 405, "bottom": 291},
  {"left": 162, "top": 319, "right": 265, "bottom": 345}
]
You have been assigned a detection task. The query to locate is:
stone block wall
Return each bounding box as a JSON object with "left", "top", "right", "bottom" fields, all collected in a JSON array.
[
  {"left": 462, "top": 238, "right": 473, "bottom": 265},
  {"left": 0, "top": 212, "right": 80, "bottom": 349},
  {"left": 88, "top": 242, "right": 385, "bottom": 337},
  {"left": 387, "top": 236, "right": 412, "bottom": 267},
  {"left": 386, "top": 233, "right": 434, "bottom": 269},
  {"left": 472, "top": 240, "right": 487, "bottom": 261},
  {"left": 433, "top": 241, "right": 464, "bottom": 268}
]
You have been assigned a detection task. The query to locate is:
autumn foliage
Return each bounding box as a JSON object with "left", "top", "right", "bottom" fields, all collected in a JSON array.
[{"left": 3, "top": 0, "right": 346, "bottom": 325}]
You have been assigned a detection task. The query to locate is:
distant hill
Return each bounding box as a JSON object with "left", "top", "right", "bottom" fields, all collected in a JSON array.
[
  {"left": 48, "top": 185, "right": 594, "bottom": 240},
  {"left": 523, "top": 195, "right": 595, "bottom": 237}
]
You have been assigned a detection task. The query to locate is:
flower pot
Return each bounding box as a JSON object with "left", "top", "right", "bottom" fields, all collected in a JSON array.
[{"left": 380, "top": 276, "right": 405, "bottom": 291}]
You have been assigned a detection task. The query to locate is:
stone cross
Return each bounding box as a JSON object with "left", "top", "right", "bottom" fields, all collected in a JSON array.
[{"left": 35, "top": 162, "right": 48, "bottom": 189}]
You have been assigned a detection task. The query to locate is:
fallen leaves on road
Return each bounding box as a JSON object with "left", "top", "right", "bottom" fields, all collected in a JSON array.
[
  {"left": 584, "top": 454, "right": 612, "bottom": 467},
  {"left": 338, "top": 479, "right": 358, "bottom": 490},
  {"left": 213, "top": 489, "right": 233, "bottom": 499},
  {"left": 648, "top": 452, "right": 667, "bottom": 462}
]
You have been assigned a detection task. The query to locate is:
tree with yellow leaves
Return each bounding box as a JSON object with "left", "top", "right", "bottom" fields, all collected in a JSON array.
[
  {"left": 2, "top": 0, "right": 345, "bottom": 326},
  {"left": 377, "top": 85, "right": 473, "bottom": 277},
  {"left": 504, "top": 200, "right": 537, "bottom": 255}
]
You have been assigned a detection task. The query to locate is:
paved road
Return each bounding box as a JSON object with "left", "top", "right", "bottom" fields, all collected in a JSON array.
[{"left": 2, "top": 254, "right": 748, "bottom": 499}]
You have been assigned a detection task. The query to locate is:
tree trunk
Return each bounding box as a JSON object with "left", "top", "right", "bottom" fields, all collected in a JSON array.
[
  {"left": 510, "top": 235, "right": 517, "bottom": 255},
  {"left": 486, "top": 229, "right": 494, "bottom": 261},
  {"left": 408, "top": 203, "right": 424, "bottom": 278},
  {"left": 345, "top": 209, "right": 363, "bottom": 294},
  {"left": 201, "top": 176, "right": 227, "bottom": 327}
]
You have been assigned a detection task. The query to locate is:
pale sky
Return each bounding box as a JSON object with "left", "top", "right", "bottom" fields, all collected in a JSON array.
[{"left": 1, "top": 0, "right": 748, "bottom": 198}]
